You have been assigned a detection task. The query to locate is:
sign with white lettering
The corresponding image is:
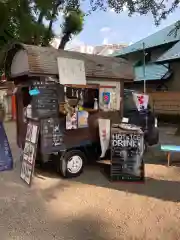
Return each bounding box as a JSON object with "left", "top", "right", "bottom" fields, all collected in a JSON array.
[
  {"left": 40, "top": 118, "right": 64, "bottom": 154},
  {"left": 20, "top": 121, "right": 39, "bottom": 185},
  {"left": 31, "top": 81, "right": 59, "bottom": 119},
  {"left": 111, "top": 128, "right": 144, "bottom": 181},
  {"left": 112, "top": 133, "right": 141, "bottom": 148}
]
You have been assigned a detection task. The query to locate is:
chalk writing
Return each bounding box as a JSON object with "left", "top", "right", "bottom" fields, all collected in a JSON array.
[
  {"left": 41, "top": 118, "right": 64, "bottom": 154},
  {"left": 31, "top": 81, "right": 59, "bottom": 119}
]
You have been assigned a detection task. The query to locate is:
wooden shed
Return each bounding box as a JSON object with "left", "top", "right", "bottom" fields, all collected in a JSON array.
[{"left": 2, "top": 43, "right": 133, "bottom": 147}]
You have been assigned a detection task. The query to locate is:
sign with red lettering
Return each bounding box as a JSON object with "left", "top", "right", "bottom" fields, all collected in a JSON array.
[{"left": 132, "top": 93, "right": 149, "bottom": 111}]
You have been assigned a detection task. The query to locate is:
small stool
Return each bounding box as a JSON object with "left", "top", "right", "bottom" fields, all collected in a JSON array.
[
  {"left": 167, "top": 152, "right": 171, "bottom": 167},
  {"left": 161, "top": 145, "right": 180, "bottom": 166}
]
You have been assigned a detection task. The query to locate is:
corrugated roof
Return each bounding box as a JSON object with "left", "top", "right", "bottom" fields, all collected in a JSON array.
[
  {"left": 5, "top": 43, "right": 133, "bottom": 81},
  {"left": 134, "top": 63, "right": 170, "bottom": 81},
  {"left": 156, "top": 41, "right": 180, "bottom": 63},
  {"left": 113, "top": 22, "right": 180, "bottom": 57}
]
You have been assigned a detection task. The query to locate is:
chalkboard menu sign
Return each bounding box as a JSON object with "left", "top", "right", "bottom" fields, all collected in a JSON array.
[
  {"left": 0, "top": 122, "right": 13, "bottom": 171},
  {"left": 20, "top": 121, "right": 39, "bottom": 185},
  {"left": 111, "top": 124, "right": 144, "bottom": 182},
  {"left": 40, "top": 118, "right": 64, "bottom": 154},
  {"left": 31, "top": 80, "right": 59, "bottom": 119}
]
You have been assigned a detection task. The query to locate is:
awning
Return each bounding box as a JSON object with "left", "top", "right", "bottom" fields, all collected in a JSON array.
[
  {"left": 134, "top": 63, "right": 171, "bottom": 81},
  {"left": 156, "top": 41, "right": 180, "bottom": 63}
]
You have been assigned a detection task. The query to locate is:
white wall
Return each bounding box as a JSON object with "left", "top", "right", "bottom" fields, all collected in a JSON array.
[{"left": 87, "top": 79, "right": 121, "bottom": 110}]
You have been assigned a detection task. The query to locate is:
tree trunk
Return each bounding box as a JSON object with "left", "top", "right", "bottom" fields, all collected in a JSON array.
[
  {"left": 34, "top": 11, "right": 45, "bottom": 45},
  {"left": 38, "top": 11, "right": 44, "bottom": 24},
  {"left": 58, "top": 32, "right": 71, "bottom": 49},
  {"left": 43, "top": 0, "right": 64, "bottom": 46}
]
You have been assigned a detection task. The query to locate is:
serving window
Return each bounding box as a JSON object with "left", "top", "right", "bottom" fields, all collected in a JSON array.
[{"left": 64, "top": 85, "right": 99, "bottom": 130}]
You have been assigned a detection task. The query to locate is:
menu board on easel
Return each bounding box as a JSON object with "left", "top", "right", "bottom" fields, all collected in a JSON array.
[
  {"left": 40, "top": 118, "right": 64, "bottom": 154},
  {"left": 20, "top": 121, "right": 39, "bottom": 185},
  {"left": 57, "top": 57, "right": 86, "bottom": 85},
  {"left": 111, "top": 124, "right": 144, "bottom": 182}
]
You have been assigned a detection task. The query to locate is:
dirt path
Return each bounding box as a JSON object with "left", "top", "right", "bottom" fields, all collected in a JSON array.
[{"left": 0, "top": 122, "right": 180, "bottom": 240}]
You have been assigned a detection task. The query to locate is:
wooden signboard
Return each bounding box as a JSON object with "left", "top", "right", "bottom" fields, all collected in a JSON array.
[
  {"left": 20, "top": 121, "right": 39, "bottom": 185},
  {"left": 31, "top": 81, "right": 59, "bottom": 119},
  {"left": 40, "top": 118, "right": 64, "bottom": 154},
  {"left": 111, "top": 124, "right": 144, "bottom": 182}
]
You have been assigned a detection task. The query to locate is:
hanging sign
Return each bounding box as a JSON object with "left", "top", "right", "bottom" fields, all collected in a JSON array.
[
  {"left": 0, "top": 122, "right": 13, "bottom": 171},
  {"left": 57, "top": 57, "right": 86, "bottom": 85},
  {"left": 29, "top": 88, "right": 40, "bottom": 96},
  {"left": 132, "top": 93, "right": 149, "bottom": 112}
]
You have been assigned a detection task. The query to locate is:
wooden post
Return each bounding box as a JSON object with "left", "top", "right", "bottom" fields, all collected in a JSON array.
[
  {"left": 11, "top": 95, "right": 16, "bottom": 120},
  {"left": 167, "top": 152, "right": 171, "bottom": 167}
]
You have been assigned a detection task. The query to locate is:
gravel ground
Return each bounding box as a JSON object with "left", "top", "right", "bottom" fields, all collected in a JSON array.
[{"left": 0, "top": 122, "right": 180, "bottom": 240}]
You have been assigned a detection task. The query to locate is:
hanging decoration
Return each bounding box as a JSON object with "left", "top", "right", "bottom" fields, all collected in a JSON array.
[{"left": 132, "top": 93, "right": 149, "bottom": 112}]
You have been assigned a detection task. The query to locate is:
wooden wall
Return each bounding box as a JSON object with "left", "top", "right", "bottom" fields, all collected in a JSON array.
[{"left": 149, "top": 92, "right": 180, "bottom": 115}]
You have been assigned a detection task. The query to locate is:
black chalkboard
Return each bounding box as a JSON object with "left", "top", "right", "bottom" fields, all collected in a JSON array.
[
  {"left": 0, "top": 122, "right": 13, "bottom": 171},
  {"left": 40, "top": 118, "right": 65, "bottom": 154},
  {"left": 31, "top": 81, "right": 60, "bottom": 119},
  {"left": 111, "top": 128, "right": 144, "bottom": 182}
]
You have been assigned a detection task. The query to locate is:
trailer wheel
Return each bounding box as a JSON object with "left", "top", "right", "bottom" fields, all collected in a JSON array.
[{"left": 59, "top": 150, "right": 86, "bottom": 178}]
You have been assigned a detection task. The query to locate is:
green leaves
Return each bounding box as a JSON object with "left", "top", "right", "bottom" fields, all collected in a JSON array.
[
  {"left": 62, "top": 9, "right": 84, "bottom": 35},
  {"left": 0, "top": 0, "right": 179, "bottom": 51},
  {"left": 58, "top": 8, "right": 84, "bottom": 49}
]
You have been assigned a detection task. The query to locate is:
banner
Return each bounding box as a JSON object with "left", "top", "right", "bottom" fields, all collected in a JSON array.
[
  {"left": 98, "top": 118, "right": 110, "bottom": 158},
  {"left": 132, "top": 93, "right": 149, "bottom": 112},
  {"left": 0, "top": 122, "right": 13, "bottom": 171}
]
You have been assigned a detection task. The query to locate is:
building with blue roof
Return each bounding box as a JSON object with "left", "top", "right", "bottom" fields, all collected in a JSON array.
[{"left": 113, "top": 21, "right": 180, "bottom": 92}]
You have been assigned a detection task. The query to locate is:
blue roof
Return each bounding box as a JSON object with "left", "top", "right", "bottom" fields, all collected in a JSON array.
[
  {"left": 134, "top": 63, "right": 170, "bottom": 81},
  {"left": 113, "top": 22, "right": 180, "bottom": 57},
  {"left": 156, "top": 41, "right": 180, "bottom": 63}
]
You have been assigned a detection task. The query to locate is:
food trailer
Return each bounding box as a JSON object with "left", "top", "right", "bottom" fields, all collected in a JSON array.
[{"left": 2, "top": 43, "right": 139, "bottom": 184}]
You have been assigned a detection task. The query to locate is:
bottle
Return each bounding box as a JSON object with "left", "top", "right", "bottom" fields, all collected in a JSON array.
[{"left": 94, "top": 98, "right": 98, "bottom": 110}]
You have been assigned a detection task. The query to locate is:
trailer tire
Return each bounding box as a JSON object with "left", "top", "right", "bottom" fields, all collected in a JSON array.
[{"left": 59, "top": 150, "right": 86, "bottom": 178}]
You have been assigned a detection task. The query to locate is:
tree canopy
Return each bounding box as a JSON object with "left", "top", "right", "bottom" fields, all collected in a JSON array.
[{"left": 0, "top": 0, "right": 179, "bottom": 50}]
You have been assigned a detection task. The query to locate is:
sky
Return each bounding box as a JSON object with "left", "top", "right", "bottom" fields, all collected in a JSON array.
[{"left": 52, "top": 3, "right": 180, "bottom": 49}]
